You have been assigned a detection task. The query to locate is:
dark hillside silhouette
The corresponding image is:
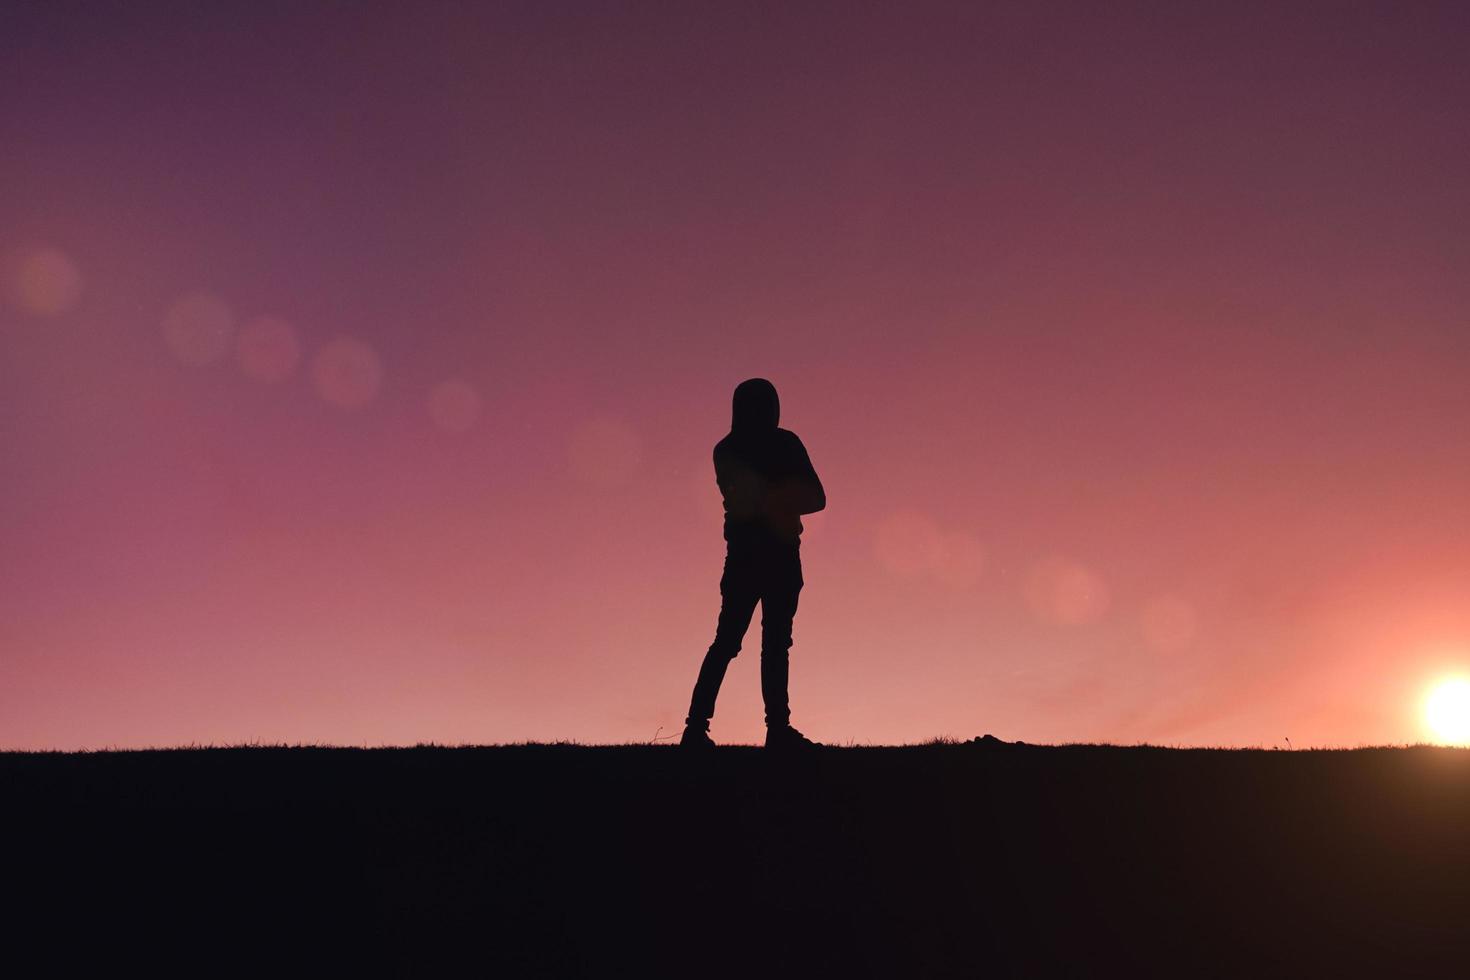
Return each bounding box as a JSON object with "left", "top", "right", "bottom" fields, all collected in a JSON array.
[{"left": 5, "top": 744, "right": 1469, "bottom": 977}]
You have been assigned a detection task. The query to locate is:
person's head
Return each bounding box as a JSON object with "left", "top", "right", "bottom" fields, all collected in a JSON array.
[{"left": 731, "top": 377, "right": 779, "bottom": 432}]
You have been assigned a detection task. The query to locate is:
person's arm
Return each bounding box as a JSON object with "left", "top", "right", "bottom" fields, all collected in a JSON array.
[
  {"left": 781, "top": 433, "right": 826, "bottom": 515},
  {"left": 715, "top": 443, "right": 765, "bottom": 522}
]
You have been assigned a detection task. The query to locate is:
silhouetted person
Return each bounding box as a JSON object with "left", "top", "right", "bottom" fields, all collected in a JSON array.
[{"left": 681, "top": 378, "right": 825, "bottom": 750}]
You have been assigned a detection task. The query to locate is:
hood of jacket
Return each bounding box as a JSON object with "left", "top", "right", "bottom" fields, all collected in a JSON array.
[{"left": 730, "top": 377, "right": 780, "bottom": 433}]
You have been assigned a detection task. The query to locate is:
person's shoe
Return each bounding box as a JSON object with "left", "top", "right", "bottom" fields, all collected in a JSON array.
[
  {"left": 680, "top": 724, "right": 716, "bottom": 750},
  {"left": 765, "top": 725, "right": 820, "bottom": 750}
]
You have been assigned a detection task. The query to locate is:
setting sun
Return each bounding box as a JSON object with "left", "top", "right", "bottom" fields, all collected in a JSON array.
[{"left": 1424, "top": 678, "right": 1470, "bottom": 746}]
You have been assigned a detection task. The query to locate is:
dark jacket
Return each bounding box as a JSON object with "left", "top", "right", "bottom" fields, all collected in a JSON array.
[{"left": 714, "top": 379, "right": 825, "bottom": 549}]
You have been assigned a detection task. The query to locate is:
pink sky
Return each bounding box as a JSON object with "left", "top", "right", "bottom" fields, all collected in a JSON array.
[{"left": 4, "top": 2, "right": 1469, "bottom": 748}]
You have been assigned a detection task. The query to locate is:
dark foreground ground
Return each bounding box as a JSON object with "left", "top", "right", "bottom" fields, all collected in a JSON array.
[{"left": 4, "top": 743, "right": 1468, "bottom": 977}]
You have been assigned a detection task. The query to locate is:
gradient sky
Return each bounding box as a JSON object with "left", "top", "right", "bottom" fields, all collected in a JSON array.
[{"left": 4, "top": 1, "right": 1469, "bottom": 749}]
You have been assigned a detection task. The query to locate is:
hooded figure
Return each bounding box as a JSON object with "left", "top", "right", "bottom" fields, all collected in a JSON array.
[
  {"left": 716, "top": 378, "right": 825, "bottom": 549},
  {"left": 682, "top": 378, "right": 826, "bottom": 750}
]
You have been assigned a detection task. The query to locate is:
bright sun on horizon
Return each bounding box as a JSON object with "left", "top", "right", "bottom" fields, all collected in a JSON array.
[{"left": 1423, "top": 677, "right": 1470, "bottom": 746}]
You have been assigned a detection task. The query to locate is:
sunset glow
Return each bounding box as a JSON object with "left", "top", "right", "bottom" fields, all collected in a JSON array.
[
  {"left": 1424, "top": 678, "right": 1470, "bottom": 746},
  {"left": 3, "top": 3, "right": 1470, "bottom": 749}
]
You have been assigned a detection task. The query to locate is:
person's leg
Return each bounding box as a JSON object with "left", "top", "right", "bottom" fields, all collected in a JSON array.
[
  {"left": 685, "top": 561, "right": 760, "bottom": 732},
  {"left": 758, "top": 554, "right": 803, "bottom": 731}
]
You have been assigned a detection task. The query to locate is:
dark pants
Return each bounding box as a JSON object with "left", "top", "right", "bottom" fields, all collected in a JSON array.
[{"left": 686, "top": 544, "right": 803, "bottom": 730}]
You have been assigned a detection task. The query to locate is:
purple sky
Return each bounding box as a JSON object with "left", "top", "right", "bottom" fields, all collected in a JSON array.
[{"left": 3, "top": 2, "right": 1470, "bottom": 748}]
